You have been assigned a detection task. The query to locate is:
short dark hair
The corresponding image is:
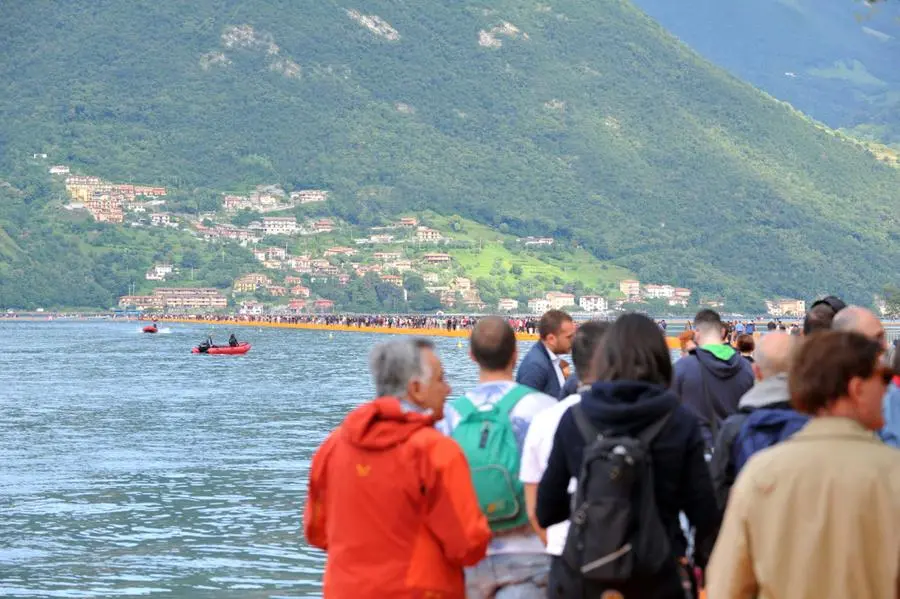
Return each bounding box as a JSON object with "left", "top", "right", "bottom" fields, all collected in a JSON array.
[
  {"left": 470, "top": 316, "right": 517, "bottom": 371},
  {"left": 595, "top": 313, "right": 673, "bottom": 387},
  {"left": 538, "top": 309, "right": 573, "bottom": 339},
  {"left": 803, "top": 295, "right": 846, "bottom": 335},
  {"left": 571, "top": 321, "right": 611, "bottom": 381},
  {"left": 790, "top": 331, "right": 883, "bottom": 414},
  {"left": 736, "top": 334, "right": 755, "bottom": 354},
  {"left": 694, "top": 309, "right": 722, "bottom": 328}
]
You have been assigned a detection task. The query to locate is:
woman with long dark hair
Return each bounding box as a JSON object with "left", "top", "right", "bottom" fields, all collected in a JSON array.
[{"left": 537, "top": 313, "right": 719, "bottom": 599}]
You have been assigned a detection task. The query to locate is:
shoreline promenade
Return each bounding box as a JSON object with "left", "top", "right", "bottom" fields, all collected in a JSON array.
[{"left": 145, "top": 316, "right": 689, "bottom": 349}]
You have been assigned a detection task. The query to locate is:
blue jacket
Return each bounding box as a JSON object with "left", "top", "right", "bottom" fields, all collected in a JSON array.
[
  {"left": 536, "top": 380, "right": 720, "bottom": 597},
  {"left": 881, "top": 382, "right": 900, "bottom": 448},
  {"left": 516, "top": 342, "right": 562, "bottom": 399},
  {"left": 674, "top": 347, "right": 754, "bottom": 448}
]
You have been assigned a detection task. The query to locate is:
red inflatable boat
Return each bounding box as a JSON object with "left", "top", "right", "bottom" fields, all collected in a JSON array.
[
  {"left": 192, "top": 342, "right": 251, "bottom": 355},
  {"left": 143, "top": 325, "right": 158, "bottom": 333}
]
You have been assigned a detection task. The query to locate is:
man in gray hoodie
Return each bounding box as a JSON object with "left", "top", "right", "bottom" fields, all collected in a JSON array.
[{"left": 709, "top": 332, "right": 795, "bottom": 509}]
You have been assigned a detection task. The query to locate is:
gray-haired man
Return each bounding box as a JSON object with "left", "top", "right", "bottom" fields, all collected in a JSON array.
[
  {"left": 304, "top": 337, "right": 491, "bottom": 599},
  {"left": 709, "top": 332, "right": 795, "bottom": 508}
]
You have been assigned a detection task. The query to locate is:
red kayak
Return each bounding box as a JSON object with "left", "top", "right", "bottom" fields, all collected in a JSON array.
[
  {"left": 143, "top": 325, "right": 158, "bottom": 333},
  {"left": 192, "top": 342, "right": 251, "bottom": 355}
]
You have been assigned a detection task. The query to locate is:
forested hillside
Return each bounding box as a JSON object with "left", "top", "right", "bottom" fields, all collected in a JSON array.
[
  {"left": 2, "top": 0, "right": 900, "bottom": 308},
  {"left": 634, "top": 0, "right": 900, "bottom": 145},
  {"left": 0, "top": 164, "right": 259, "bottom": 309}
]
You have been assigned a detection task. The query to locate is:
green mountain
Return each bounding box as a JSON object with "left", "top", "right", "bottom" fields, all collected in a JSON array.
[
  {"left": 632, "top": 0, "right": 900, "bottom": 146},
  {"left": 2, "top": 0, "right": 900, "bottom": 310}
]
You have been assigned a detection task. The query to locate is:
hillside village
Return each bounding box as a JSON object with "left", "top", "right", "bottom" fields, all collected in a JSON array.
[{"left": 51, "top": 166, "right": 808, "bottom": 316}]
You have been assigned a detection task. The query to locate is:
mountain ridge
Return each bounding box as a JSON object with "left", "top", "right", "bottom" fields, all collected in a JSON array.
[
  {"left": 632, "top": 0, "right": 900, "bottom": 145},
  {"left": 2, "top": 0, "right": 900, "bottom": 309}
]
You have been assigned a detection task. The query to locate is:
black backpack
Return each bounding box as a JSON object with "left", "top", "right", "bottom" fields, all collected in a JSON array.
[{"left": 562, "top": 405, "right": 674, "bottom": 582}]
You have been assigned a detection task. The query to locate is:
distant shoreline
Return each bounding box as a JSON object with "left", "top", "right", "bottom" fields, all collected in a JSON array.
[
  {"left": 141, "top": 316, "right": 701, "bottom": 349},
  {"left": 0, "top": 314, "right": 829, "bottom": 351},
  {"left": 150, "top": 316, "right": 546, "bottom": 341}
]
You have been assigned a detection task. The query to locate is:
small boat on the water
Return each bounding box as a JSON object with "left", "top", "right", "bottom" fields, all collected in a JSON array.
[
  {"left": 191, "top": 342, "right": 251, "bottom": 355},
  {"left": 143, "top": 325, "right": 158, "bottom": 334}
]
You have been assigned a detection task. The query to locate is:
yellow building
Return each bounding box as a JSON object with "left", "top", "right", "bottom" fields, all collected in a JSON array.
[{"left": 619, "top": 279, "right": 641, "bottom": 298}]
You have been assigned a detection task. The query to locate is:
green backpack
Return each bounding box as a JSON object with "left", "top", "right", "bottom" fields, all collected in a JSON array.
[{"left": 450, "top": 384, "right": 532, "bottom": 532}]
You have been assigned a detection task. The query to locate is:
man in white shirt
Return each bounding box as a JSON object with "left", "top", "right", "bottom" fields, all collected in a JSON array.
[{"left": 519, "top": 320, "right": 611, "bottom": 591}]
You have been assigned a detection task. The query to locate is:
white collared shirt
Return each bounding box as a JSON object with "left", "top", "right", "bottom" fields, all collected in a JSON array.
[
  {"left": 543, "top": 342, "right": 566, "bottom": 389},
  {"left": 519, "top": 384, "right": 590, "bottom": 556}
]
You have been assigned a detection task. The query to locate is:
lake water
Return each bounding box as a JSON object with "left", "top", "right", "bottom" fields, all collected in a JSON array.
[{"left": 0, "top": 321, "right": 500, "bottom": 598}]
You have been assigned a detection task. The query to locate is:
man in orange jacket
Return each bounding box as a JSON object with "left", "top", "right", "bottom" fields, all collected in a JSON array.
[{"left": 304, "top": 337, "right": 492, "bottom": 598}]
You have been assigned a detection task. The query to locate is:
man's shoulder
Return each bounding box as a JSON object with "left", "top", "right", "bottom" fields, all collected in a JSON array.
[
  {"left": 499, "top": 384, "right": 556, "bottom": 423},
  {"left": 522, "top": 386, "right": 558, "bottom": 406},
  {"left": 522, "top": 342, "right": 549, "bottom": 363},
  {"left": 409, "top": 426, "right": 466, "bottom": 463},
  {"left": 674, "top": 353, "right": 699, "bottom": 375}
]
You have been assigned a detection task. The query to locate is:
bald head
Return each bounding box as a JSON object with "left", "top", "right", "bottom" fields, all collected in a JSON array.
[
  {"left": 470, "top": 316, "right": 518, "bottom": 372},
  {"left": 753, "top": 332, "right": 795, "bottom": 379},
  {"left": 832, "top": 306, "right": 886, "bottom": 349}
]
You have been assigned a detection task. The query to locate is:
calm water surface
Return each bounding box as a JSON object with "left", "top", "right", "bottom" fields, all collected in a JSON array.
[{"left": 0, "top": 322, "right": 507, "bottom": 598}]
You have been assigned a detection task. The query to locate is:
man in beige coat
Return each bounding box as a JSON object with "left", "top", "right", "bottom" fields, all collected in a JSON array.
[{"left": 707, "top": 330, "right": 900, "bottom": 599}]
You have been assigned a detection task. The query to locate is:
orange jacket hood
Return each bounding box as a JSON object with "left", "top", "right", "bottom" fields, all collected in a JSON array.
[{"left": 341, "top": 396, "right": 436, "bottom": 450}]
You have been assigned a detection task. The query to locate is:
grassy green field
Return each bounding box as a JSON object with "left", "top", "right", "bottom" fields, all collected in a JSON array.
[{"left": 423, "top": 212, "right": 633, "bottom": 292}]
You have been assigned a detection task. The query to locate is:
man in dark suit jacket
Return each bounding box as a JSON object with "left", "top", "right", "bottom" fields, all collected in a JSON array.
[{"left": 516, "top": 309, "right": 576, "bottom": 399}]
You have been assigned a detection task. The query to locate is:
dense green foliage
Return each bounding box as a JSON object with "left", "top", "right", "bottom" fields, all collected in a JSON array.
[
  {"left": 3, "top": 0, "right": 900, "bottom": 309},
  {"left": 0, "top": 166, "right": 259, "bottom": 309},
  {"left": 634, "top": 0, "right": 900, "bottom": 145}
]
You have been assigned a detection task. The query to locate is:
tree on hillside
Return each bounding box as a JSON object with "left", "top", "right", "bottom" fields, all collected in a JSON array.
[
  {"left": 882, "top": 285, "right": 900, "bottom": 317},
  {"left": 231, "top": 209, "right": 257, "bottom": 228},
  {"left": 476, "top": 277, "right": 500, "bottom": 307},
  {"left": 403, "top": 273, "right": 426, "bottom": 294}
]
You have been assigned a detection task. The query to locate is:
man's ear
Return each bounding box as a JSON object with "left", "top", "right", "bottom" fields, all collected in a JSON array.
[
  {"left": 751, "top": 363, "right": 762, "bottom": 381},
  {"left": 846, "top": 376, "right": 865, "bottom": 404},
  {"left": 401, "top": 379, "right": 417, "bottom": 403}
]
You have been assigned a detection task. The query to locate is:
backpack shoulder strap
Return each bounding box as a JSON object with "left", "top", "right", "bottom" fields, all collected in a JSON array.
[
  {"left": 451, "top": 395, "right": 477, "bottom": 420},
  {"left": 637, "top": 410, "right": 674, "bottom": 447},
  {"left": 696, "top": 361, "right": 724, "bottom": 441},
  {"left": 495, "top": 383, "right": 533, "bottom": 415},
  {"left": 571, "top": 403, "right": 601, "bottom": 443}
]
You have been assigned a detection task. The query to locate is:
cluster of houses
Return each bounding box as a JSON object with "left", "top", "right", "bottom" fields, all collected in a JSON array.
[
  {"left": 196, "top": 217, "right": 335, "bottom": 244},
  {"left": 517, "top": 292, "right": 607, "bottom": 314},
  {"left": 62, "top": 173, "right": 167, "bottom": 224},
  {"left": 118, "top": 287, "right": 227, "bottom": 310},
  {"left": 221, "top": 186, "right": 328, "bottom": 213},
  {"left": 353, "top": 217, "right": 452, "bottom": 246},
  {"left": 230, "top": 273, "right": 336, "bottom": 314},
  {"left": 618, "top": 279, "right": 693, "bottom": 307},
  {"left": 51, "top": 168, "right": 689, "bottom": 315},
  {"left": 420, "top": 276, "right": 486, "bottom": 311},
  {"left": 764, "top": 298, "right": 806, "bottom": 317}
]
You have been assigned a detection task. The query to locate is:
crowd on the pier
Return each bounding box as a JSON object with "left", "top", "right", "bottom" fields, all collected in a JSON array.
[
  {"left": 304, "top": 296, "right": 900, "bottom": 599},
  {"left": 148, "top": 312, "right": 547, "bottom": 333}
]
